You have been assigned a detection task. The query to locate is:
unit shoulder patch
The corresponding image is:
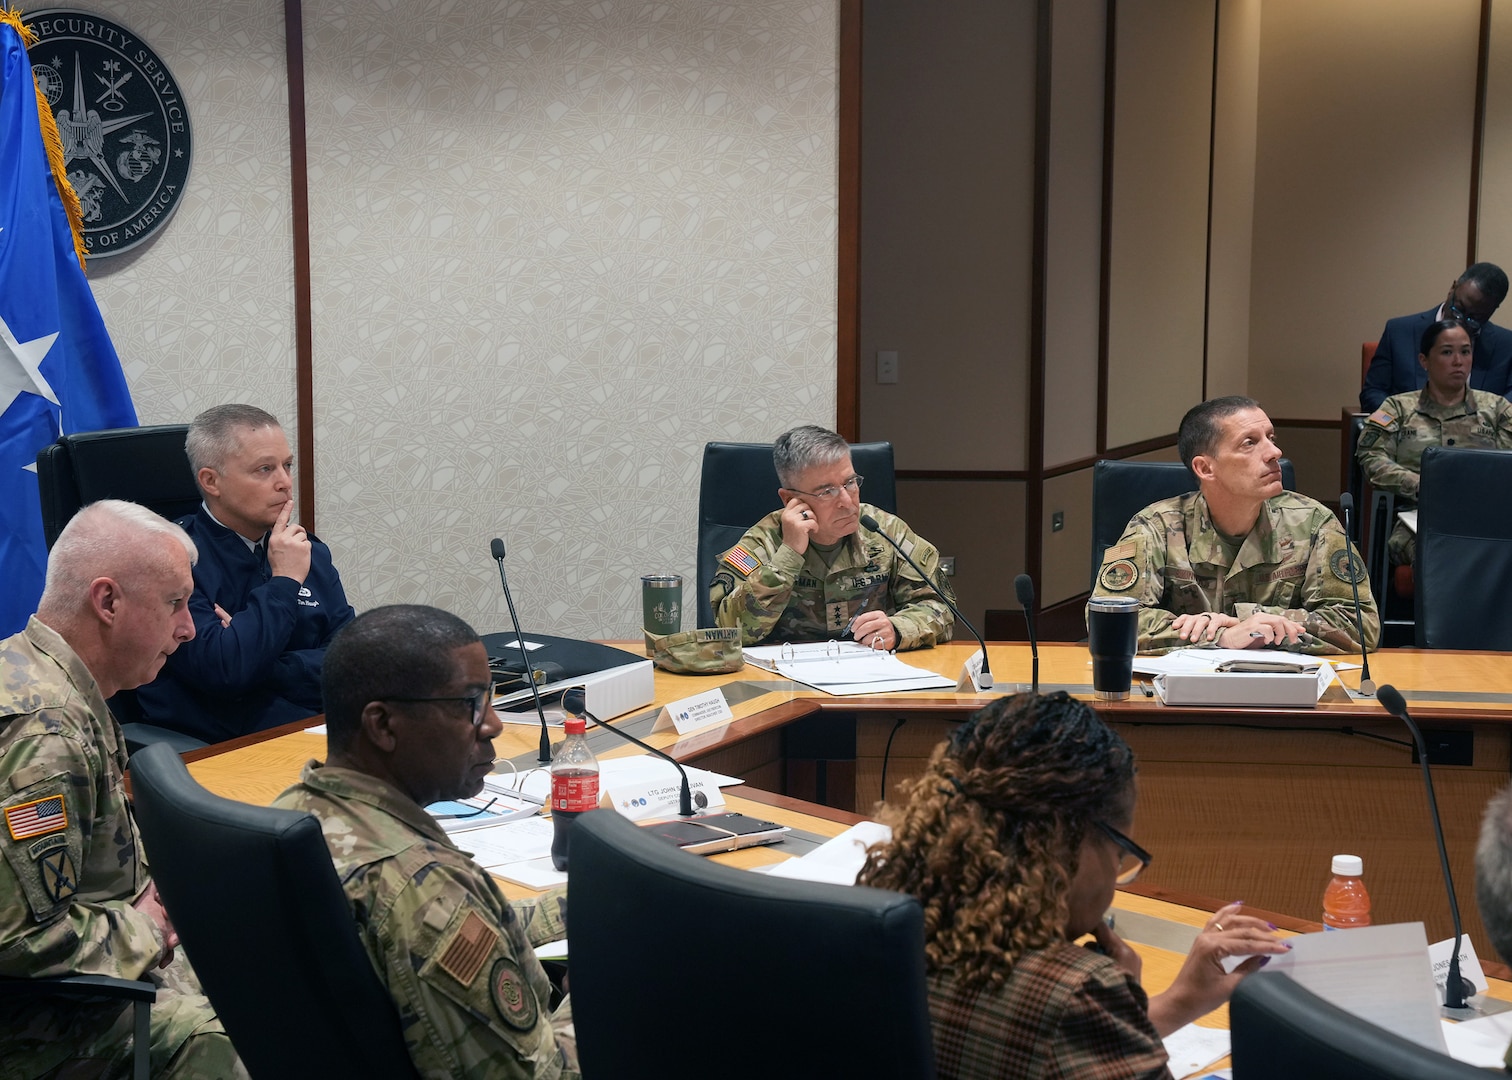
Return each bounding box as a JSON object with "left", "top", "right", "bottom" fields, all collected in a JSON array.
[
  {"left": 489, "top": 956, "right": 539, "bottom": 1032},
  {"left": 1330, "top": 548, "right": 1367, "bottom": 585},
  {"left": 1099, "top": 559, "right": 1139, "bottom": 592}
]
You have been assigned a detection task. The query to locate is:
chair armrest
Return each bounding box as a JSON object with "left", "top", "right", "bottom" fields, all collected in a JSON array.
[{"left": 0, "top": 973, "right": 157, "bottom": 1003}]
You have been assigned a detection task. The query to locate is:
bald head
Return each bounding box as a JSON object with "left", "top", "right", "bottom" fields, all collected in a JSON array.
[{"left": 37, "top": 500, "right": 199, "bottom": 698}]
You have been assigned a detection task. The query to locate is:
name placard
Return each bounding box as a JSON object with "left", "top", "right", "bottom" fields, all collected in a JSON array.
[{"left": 650, "top": 688, "right": 733, "bottom": 736}]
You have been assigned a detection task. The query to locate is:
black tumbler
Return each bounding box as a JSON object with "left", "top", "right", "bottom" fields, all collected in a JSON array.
[{"left": 1087, "top": 596, "right": 1140, "bottom": 700}]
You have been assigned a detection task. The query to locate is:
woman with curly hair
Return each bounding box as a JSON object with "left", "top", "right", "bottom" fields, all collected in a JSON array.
[{"left": 857, "top": 692, "right": 1287, "bottom": 1079}]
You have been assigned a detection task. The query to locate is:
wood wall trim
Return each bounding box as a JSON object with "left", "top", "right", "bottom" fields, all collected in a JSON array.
[
  {"left": 836, "top": 0, "right": 862, "bottom": 441},
  {"left": 1102, "top": 431, "right": 1178, "bottom": 459},
  {"left": 1025, "top": 0, "right": 1053, "bottom": 598},
  {"left": 1470, "top": 0, "right": 1493, "bottom": 264},
  {"left": 1096, "top": 0, "right": 1118, "bottom": 454},
  {"left": 1200, "top": 0, "right": 1219, "bottom": 401},
  {"left": 283, "top": 0, "right": 315, "bottom": 532}
]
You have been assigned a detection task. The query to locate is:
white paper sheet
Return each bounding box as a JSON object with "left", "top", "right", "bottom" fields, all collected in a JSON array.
[
  {"left": 763, "top": 822, "right": 893, "bottom": 885},
  {"left": 1135, "top": 647, "right": 1359, "bottom": 675},
  {"left": 1161, "top": 1024, "right": 1231, "bottom": 1079},
  {"left": 1442, "top": 1011, "right": 1512, "bottom": 1067},
  {"left": 490, "top": 856, "right": 568, "bottom": 890},
  {"left": 454, "top": 816, "right": 556, "bottom": 868},
  {"left": 483, "top": 757, "right": 743, "bottom": 805},
  {"left": 1266, "top": 923, "right": 1448, "bottom": 1053}
]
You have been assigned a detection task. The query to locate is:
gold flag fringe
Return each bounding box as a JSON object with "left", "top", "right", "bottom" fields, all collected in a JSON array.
[{"left": 2, "top": 7, "right": 89, "bottom": 272}]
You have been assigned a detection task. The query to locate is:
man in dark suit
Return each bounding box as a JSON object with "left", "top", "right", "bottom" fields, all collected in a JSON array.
[
  {"left": 1360, "top": 263, "right": 1512, "bottom": 411},
  {"left": 1361, "top": 262, "right": 1512, "bottom": 411}
]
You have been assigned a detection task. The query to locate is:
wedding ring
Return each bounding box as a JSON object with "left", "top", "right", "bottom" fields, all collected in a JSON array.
[{"left": 1212, "top": 922, "right": 1225, "bottom": 932}]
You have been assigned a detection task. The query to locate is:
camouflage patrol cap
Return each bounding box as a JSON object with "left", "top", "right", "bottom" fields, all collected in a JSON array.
[{"left": 644, "top": 627, "right": 744, "bottom": 675}]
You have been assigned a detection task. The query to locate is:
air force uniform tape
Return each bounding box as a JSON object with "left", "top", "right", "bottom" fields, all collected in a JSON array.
[{"left": 644, "top": 627, "right": 744, "bottom": 675}]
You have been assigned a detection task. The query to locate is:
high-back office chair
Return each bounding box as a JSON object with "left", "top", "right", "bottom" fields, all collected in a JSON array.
[
  {"left": 129, "top": 744, "right": 419, "bottom": 1080},
  {"left": 1414, "top": 446, "right": 1512, "bottom": 650},
  {"left": 568, "top": 809, "right": 935, "bottom": 1079},
  {"left": 35, "top": 424, "right": 199, "bottom": 547},
  {"left": 35, "top": 425, "right": 206, "bottom": 752},
  {"left": 1230, "top": 970, "right": 1485, "bottom": 1079},
  {"left": 1089, "top": 458, "right": 1296, "bottom": 589},
  {"left": 696, "top": 440, "right": 897, "bottom": 627}
]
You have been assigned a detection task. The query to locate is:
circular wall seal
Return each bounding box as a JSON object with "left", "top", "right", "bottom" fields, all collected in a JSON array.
[{"left": 23, "top": 10, "right": 191, "bottom": 260}]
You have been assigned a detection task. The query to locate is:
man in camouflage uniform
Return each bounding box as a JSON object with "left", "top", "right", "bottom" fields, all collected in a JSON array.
[
  {"left": 273, "top": 604, "right": 576, "bottom": 1079},
  {"left": 1090, "top": 397, "right": 1379, "bottom": 655},
  {"left": 1357, "top": 321, "right": 1512, "bottom": 565},
  {"left": 711, "top": 425, "right": 955, "bottom": 651},
  {"left": 0, "top": 501, "right": 244, "bottom": 1079}
]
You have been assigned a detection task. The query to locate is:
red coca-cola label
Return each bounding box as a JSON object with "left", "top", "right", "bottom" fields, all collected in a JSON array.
[{"left": 552, "top": 770, "right": 599, "bottom": 813}]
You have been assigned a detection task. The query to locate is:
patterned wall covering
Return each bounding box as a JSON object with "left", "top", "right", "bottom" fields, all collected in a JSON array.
[
  {"left": 303, "top": 0, "right": 838, "bottom": 639},
  {"left": 75, "top": 0, "right": 838, "bottom": 640},
  {"left": 84, "top": 1, "right": 299, "bottom": 437}
]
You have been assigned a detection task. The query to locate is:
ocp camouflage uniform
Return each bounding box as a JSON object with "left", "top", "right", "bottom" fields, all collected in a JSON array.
[
  {"left": 273, "top": 761, "right": 577, "bottom": 1079},
  {"left": 1356, "top": 387, "right": 1512, "bottom": 564},
  {"left": 1088, "top": 492, "right": 1379, "bottom": 655},
  {"left": 710, "top": 504, "right": 956, "bottom": 650},
  {"left": 0, "top": 617, "right": 243, "bottom": 1080}
]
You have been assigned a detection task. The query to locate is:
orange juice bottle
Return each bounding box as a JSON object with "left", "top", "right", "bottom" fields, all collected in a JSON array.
[{"left": 1322, "top": 854, "right": 1371, "bottom": 929}]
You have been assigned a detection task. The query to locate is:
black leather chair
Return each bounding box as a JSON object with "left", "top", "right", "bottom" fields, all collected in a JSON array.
[
  {"left": 568, "top": 809, "right": 934, "bottom": 1079},
  {"left": 696, "top": 440, "right": 897, "bottom": 627},
  {"left": 34, "top": 425, "right": 205, "bottom": 752},
  {"left": 129, "top": 744, "right": 419, "bottom": 1080},
  {"left": 1231, "top": 970, "right": 1485, "bottom": 1078},
  {"left": 0, "top": 974, "right": 154, "bottom": 1080},
  {"left": 35, "top": 425, "right": 199, "bottom": 548},
  {"left": 1089, "top": 457, "right": 1296, "bottom": 589},
  {"left": 1414, "top": 446, "right": 1512, "bottom": 650}
]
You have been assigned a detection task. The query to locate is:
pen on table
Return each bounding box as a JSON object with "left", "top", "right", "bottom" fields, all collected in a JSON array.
[{"left": 1249, "top": 630, "right": 1320, "bottom": 645}]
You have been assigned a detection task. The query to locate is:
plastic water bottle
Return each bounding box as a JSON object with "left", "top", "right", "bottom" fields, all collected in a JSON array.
[
  {"left": 549, "top": 717, "right": 599, "bottom": 871},
  {"left": 1322, "top": 854, "right": 1371, "bottom": 929}
]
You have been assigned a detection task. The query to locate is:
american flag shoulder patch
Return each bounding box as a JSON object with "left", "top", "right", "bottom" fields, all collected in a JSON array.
[
  {"left": 723, "top": 545, "right": 761, "bottom": 577},
  {"left": 437, "top": 909, "right": 498, "bottom": 986},
  {"left": 5, "top": 795, "right": 67, "bottom": 841}
]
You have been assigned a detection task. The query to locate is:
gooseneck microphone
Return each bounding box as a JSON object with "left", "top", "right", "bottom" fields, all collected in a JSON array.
[
  {"left": 490, "top": 538, "right": 552, "bottom": 764},
  {"left": 562, "top": 687, "right": 696, "bottom": 817},
  {"left": 1377, "top": 684, "right": 1473, "bottom": 1011},
  {"left": 1337, "top": 493, "right": 1375, "bottom": 696},
  {"left": 859, "top": 514, "right": 991, "bottom": 688},
  {"left": 1015, "top": 574, "right": 1039, "bottom": 695}
]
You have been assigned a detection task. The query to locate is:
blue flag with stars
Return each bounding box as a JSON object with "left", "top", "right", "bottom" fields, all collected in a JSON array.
[{"left": 0, "top": 18, "right": 136, "bottom": 635}]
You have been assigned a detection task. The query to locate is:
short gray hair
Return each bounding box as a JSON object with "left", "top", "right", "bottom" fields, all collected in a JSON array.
[
  {"left": 773, "top": 425, "right": 850, "bottom": 488},
  {"left": 186, "top": 403, "right": 282, "bottom": 477},
  {"left": 1477, "top": 784, "right": 1512, "bottom": 962},
  {"left": 40, "top": 500, "right": 197, "bottom": 609}
]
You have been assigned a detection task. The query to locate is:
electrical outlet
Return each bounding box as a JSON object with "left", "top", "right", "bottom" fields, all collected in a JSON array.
[
  {"left": 1052, "top": 511, "right": 1064, "bottom": 533},
  {"left": 939, "top": 556, "right": 956, "bottom": 576},
  {"left": 876, "top": 350, "right": 899, "bottom": 384}
]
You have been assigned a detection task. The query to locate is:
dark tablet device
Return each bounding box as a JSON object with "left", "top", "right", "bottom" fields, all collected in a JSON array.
[{"left": 640, "top": 812, "right": 790, "bottom": 856}]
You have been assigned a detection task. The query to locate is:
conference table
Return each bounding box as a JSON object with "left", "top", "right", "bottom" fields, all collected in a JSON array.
[{"left": 179, "top": 640, "right": 1512, "bottom": 968}]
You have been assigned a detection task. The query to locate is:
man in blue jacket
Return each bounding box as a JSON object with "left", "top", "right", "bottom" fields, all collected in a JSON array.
[
  {"left": 137, "top": 405, "right": 354, "bottom": 742},
  {"left": 1360, "top": 262, "right": 1512, "bottom": 411}
]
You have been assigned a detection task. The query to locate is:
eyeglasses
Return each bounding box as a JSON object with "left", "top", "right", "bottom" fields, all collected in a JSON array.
[
  {"left": 1097, "top": 821, "right": 1153, "bottom": 885},
  {"left": 787, "top": 474, "right": 864, "bottom": 502},
  {"left": 1446, "top": 294, "right": 1484, "bottom": 338},
  {"left": 378, "top": 684, "right": 496, "bottom": 729}
]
